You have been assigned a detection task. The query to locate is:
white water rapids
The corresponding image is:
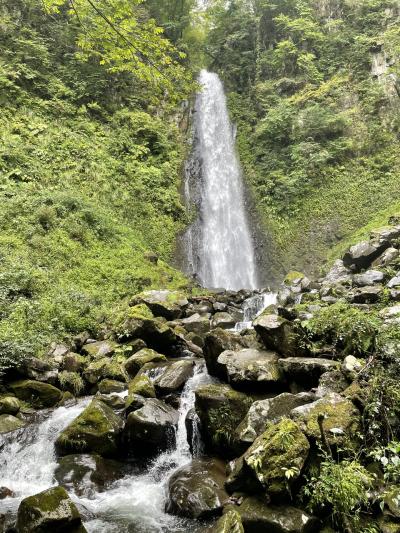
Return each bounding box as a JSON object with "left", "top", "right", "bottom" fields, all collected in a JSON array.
[{"left": 184, "top": 70, "right": 258, "bottom": 291}]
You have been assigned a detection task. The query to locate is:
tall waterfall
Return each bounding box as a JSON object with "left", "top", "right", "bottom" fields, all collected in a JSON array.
[{"left": 184, "top": 70, "right": 258, "bottom": 291}]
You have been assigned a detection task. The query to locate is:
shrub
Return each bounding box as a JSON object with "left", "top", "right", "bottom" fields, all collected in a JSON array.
[{"left": 58, "top": 370, "right": 85, "bottom": 396}]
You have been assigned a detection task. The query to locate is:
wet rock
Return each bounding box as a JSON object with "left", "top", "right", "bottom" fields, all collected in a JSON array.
[
  {"left": 154, "top": 359, "right": 195, "bottom": 394},
  {"left": 17, "top": 357, "right": 58, "bottom": 385},
  {"left": 124, "top": 398, "right": 178, "bottom": 455},
  {"left": 226, "top": 419, "right": 309, "bottom": 497},
  {"left": 133, "top": 290, "right": 188, "bottom": 320},
  {"left": 349, "top": 285, "right": 383, "bottom": 303},
  {"left": 237, "top": 496, "right": 319, "bottom": 533},
  {"left": 127, "top": 374, "right": 155, "bottom": 398},
  {"left": 98, "top": 379, "right": 126, "bottom": 394},
  {"left": 61, "top": 353, "right": 86, "bottom": 373},
  {"left": 0, "top": 414, "right": 25, "bottom": 434},
  {"left": 16, "top": 486, "right": 87, "bottom": 533},
  {"left": 217, "top": 349, "right": 283, "bottom": 391},
  {"left": 212, "top": 508, "right": 244, "bottom": 533},
  {"left": 10, "top": 380, "right": 62, "bottom": 408},
  {"left": 55, "top": 454, "right": 126, "bottom": 497},
  {"left": 253, "top": 314, "right": 297, "bottom": 356},
  {"left": 203, "top": 328, "right": 256, "bottom": 378},
  {"left": 82, "top": 340, "right": 118, "bottom": 359},
  {"left": 96, "top": 393, "right": 126, "bottom": 410},
  {"left": 124, "top": 393, "right": 146, "bottom": 415},
  {"left": 315, "top": 371, "right": 349, "bottom": 398},
  {"left": 279, "top": 357, "right": 339, "bottom": 390},
  {"left": 0, "top": 487, "right": 15, "bottom": 499},
  {"left": 181, "top": 313, "right": 211, "bottom": 336},
  {"left": 166, "top": 458, "right": 229, "bottom": 519},
  {"left": 0, "top": 396, "right": 20, "bottom": 415},
  {"left": 83, "top": 357, "right": 127, "bottom": 385},
  {"left": 291, "top": 392, "right": 360, "bottom": 445},
  {"left": 343, "top": 240, "right": 387, "bottom": 271},
  {"left": 56, "top": 399, "right": 123, "bottom": 457},
  {"left": 195, "top": 384, "right": 252, "bottom": 457},
  {"left": 372, "top": 247, "right": 399, "bottom": 268},
  {"left": 353, "top": 270, "right": 384, "bottom": 286},
  {"left": 235, "top": 392, "right": 315, "bottom": 447},
  {"left": 211, "top": 312, "right": 236, "bottom": 330},
  {"left": 124, "top": 348, "right": 167, "bottom": 378}
]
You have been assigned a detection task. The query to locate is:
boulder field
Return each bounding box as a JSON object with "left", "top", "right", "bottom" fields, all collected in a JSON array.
[{"left": 2, "top": 220, "right": 400, "bottom": 531}]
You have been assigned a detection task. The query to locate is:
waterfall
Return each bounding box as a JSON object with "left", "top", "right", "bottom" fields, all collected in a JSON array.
[{"left": 184, "top": 70, "right": 258, "bottom": 291}]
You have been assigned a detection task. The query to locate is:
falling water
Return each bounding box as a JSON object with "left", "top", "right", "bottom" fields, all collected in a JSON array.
[{"left": 184, "top": 70, "right": 258, "bottom": 290}]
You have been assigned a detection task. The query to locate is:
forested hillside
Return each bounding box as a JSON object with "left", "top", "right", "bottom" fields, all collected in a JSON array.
[
  {"left": 205, "top": 0, "right": 400, "bottom": 278},
  {"left": 0, "top": 0, "right": 197, "bottom": 370}
]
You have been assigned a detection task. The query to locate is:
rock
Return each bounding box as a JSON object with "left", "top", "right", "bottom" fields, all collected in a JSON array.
[
  {"left": 166, "top": 458, "right": 229, "bottom": 519},
  {"left": 10, "top": 380, "right": 62, "bottom": 408},
  {"left": 226, "top": 419, "right": 309, "bottom": 497},
  {"left": 0, "top": 486, "right": 15, "bottom": 499},
  {"left": 387, "top": 273, "right": 400, "bottom": 288},
  {"left": 341, "top": 355, "right": 364, "bottom": 378},
  {"left": 124, "top": 398, "right": 178, "bottom": 455},
  {"left": 127, "top": 374, "right": 155, "bottom": 398},
  {"left": 98, "top": 379, "right": 126, "bottom": 394},
  {"left": 96, "top": 393, "right": 126, "bottom": 410},
  {"left": 55, "top": 399, "right": 123, "bottom": 457},
  {"left": 195, "top": 384, "right": 253, "bottom": 457},
  {"left": 0, "top": 396, "right": 20, "bottom": 415},
  {"left": 253, "top": 314, "right": 297, "bottom": 356},
  {"left": 211, "top": 312, "right": 236, "bottom": 330},
  {"left": 181, "top": 313, "right": 211, "bottom": 336},
  {"left": 16, "top": 486, "right": 87, "bottom": 533},
  {"left": 82, "top": 357, "right": 127, "bottom": 385},
  {"left": 17, "top": 356, "right": 58, "bottom": 384},
  {"left": 372, "top": 247, "right": 399, "bottom": 267},
  {"left": 82, "top": 340, "right": 118, "bottom": 359},
  {"left": 315, "top": 371, "right": 349, "bottom": 398},
  {"left": 213, "top": 302, "right": 228, "bottom": 313},
  {"left": 237, "top": 496, "right": 319, "bottom": 533},
  {"left": 279, "top": 357, "right": 340, "bottom": 389},
  {"left": 203, "top": 328, "right": 256, "bottom": 378},
  {"left": 55, "top": 453, "right": 125, "bottom": 497},
  {"left": 217, "top": 349, "right": 283, "bottom": 391},
  {"left": 143, "top": 251, "right": 158, "bottom": 264},
  {"left": 349, "top": 285, "right": 383, "bottom": 303},
  {"left": 124, "top": 348, "right": 167, "bottom": 378},
  {"left": 0, "top": 414, "right": 25, "bottom": 434},
  {"left": 235, "top": 393, "right": 315, "bottom": 447},
  {"left": 61, "top": 353, "right": 86, "bottom": 373},
  {"left": 390, "top": 289, "right": 400, "bottom": 301},
  {"left": 124, "top": 393, "right": 146, "bottom": 415},
  {"left": 353, "top": 270, "right": 384, "bottom": 286},
  {"left": 321, "top": 259, "right": 353, "bottom": 287},
  {"left": 153, "top": 359, "right": 195, "bottom": 394},
  {"left": 343, "top": 240, "right": 387, "bottom": 270},
  {"left": 291, "top": 392, "right": 360, "bottom": 445},
  {"left": 378, "top": 514, "right": 400, "bottom": 533},
  {"left": 134, "top": 290, "right": 188, "bottom": 320},
  {"left": 212, "top": 508, "right": 244, "bottom": 533},
  {"left": 284, "top": 271, "right": 310, "bottom": 288}
]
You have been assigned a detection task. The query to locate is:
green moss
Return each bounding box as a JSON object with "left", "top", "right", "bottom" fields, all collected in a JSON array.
[
  {"left": 58, "top": 371, "right": 84, "bottom": 396},
  {"left": 127, "top": 374, "right": 156, "bottom": 398}
]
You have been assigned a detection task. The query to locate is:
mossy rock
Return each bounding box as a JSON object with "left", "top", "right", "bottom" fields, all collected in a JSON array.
[
  {"left": 133, "top": 289, "right": 188, "bottom": 320},
  {"left": 227, "top": 418, "right": 309, "bottom": 497},
  {"left": 0, "top": 414, "right": 26, "bottom": 434},
  {"left": 212, "top": 508, "right": 244, "bottom": 533},
  {"left": 81, "top": 340, "right": 119, "bottom": 359},
  {"left": 124, "top": 348, "right": 167, "bottom": 377},
  {"left": 0, "top": 396, "right": 20, "bottom": 415},
  {"left": 195, "top": 383, "right": 253, "bottom": 458},
  {"left": 284, "top": 271, "right": 306, "bottom": 285},
  {"left": 9, "top": 380, "right": 62, "bottom": 408},
  {"left": 83, "top": 357, "right": 127, "bottom": 385},
  {"left": 127, "top": 374, "right": 156, "bottom": 398},
  {"left": 291, "top": 392, "right": 360, "bottom": 446},
  {"left": 98, "top": 379, "right": 126, "bottom": 395},
  {"left": 55, "top": 399, "right": 124, "bottom": 457},
  {"left": 253, "top": 314, "right": 300, "bottom": 357},
  {"left": 16, "top": 486, "right": 87, "bottom": 533}
]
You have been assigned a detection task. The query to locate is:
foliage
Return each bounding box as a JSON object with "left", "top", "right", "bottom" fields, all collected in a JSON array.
[
  {"left": 58, "top": 371, "right": 85, "bottom": 396},
  {"left": 304, "top": 455, "right": 373, "bottom": 531}
]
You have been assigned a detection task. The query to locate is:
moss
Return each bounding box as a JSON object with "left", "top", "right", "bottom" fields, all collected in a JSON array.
[
  {"left": 10, "top": 380, "right": 62, "bottom": 408},
  {"left": 284, "top": 271, "right": 306, "bottom": 284},
  {"left": 213, "top": 508, "right": 244, "bottom": 533},
  {"left": 58, "top": 371, "right": 84, "bottom": 396},
  {"left": 127, "top": 374, "right": 155, "bottom": 398}
]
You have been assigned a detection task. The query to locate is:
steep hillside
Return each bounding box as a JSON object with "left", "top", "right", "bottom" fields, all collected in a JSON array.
[{"left": 205, "top": 0, "right": 400, "bottom": 281}]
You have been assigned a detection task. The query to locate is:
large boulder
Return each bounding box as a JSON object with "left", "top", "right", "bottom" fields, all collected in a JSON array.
[
  {"left": 124, "top": 398, "right": 178, "bottom": 455},
  {"left": 17, "top": 357, "right": 58, "bottom": 384},
  {"left": 181, "top": 313, "right": 211, "bottom": 336},
  {"left": 153, "top": 359, "right": 195, "bottom": 394},
  {"left": 0, "top": 414, "right": 25, "bottom": 434},
  {"left": 212, "top": 508, "right": 244, "bottom": 533},
  {"left": 237, "top": 496, "right": 319, "bottom": 533},
  {"left": 81, "top": 340, "right": 118, "bottom": 359},
  {"left": 291, "top": 392, "right": 360, "bottom": 445},
  {"left": 195, "top": 384, "right": 253, "bottom": 457},
  {"left": 9, "top": 380, "right": 62, "bottom": 408},
  {"left": 83, "top": 357, "right": 127, "bottom": 385},
  {"left": 98, "top": 379, "right": 126, "bottom": 395},
  {"left": 353, "top": 270, "right": 384, "bottom": 287},
  {"left": 315, "top": 371, "right": 349, "bottom": 398},
  {"left": 279, "top": 357, "right": 340, "bottom": 389},
  {"left": 166, "top": 458, "right": 228, "bottom": 519},
  {"left": 253, "top": 314, "right": 298, "bottom": 356},
  {"left": 343, "top": 240, "right": 388, "bottom": 271},
  {"left": 55, "top": 454, "right": 126, "bottom": 497},
  {"left": 349, "top": 285, "right": 383, "bottom": 303},
  {"left": 203, "top": 328, "right": 257, "bottom": 378},
  {"left": 217, "top": 349, "right": 284, "bottom": 391},
  {"left": 16, "top": 486, "right": 87, "bottom": 533},
  {"left": 124, "top": 348, "right": 167, "bottom": 378},
  {"left": 372, "top": 247, "right": 399, "bottom": 268},
  {"left": 211, "top": 312, "right": 236, "bottom": 330},
  {"left": 226, "top": 419, "right": 309, "bottom": 498},
  {"left": 127, "top": 374, "right": 155, "bottom": 398},
  {"left": 235, "top": 392, "right": 315, "bottom": 448},
  {"left": 132, "top": 290, "right": 188, "bottom": 320},
  {"left": 0, "top": 396, "right": 20, "bottom": 415},
  {"left": 55, "top": 399, "right": 123, "bottom": 457}
]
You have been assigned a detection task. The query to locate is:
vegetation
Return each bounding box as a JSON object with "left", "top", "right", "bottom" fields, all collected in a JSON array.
[{"left": 203, "top": 0, "right": 400, "bottom": 278}]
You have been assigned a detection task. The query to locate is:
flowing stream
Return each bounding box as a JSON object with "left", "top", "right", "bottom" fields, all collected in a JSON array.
[{"left": 184, "top": 70, "right": 258, "bottom": 290}]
